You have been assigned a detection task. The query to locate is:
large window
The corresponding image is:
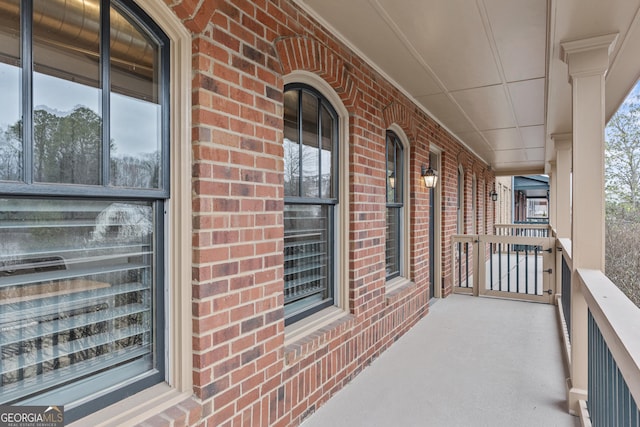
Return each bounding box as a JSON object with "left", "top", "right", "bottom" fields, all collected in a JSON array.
[
  {"left": 472, "top": 175, "right": 477, "bottom": 233},
  {"left": 386, "top": 131, "right": 404, "bottom": 280},
  {"left": 0, "top": 0, "right": 168, "bottom": 421},
  {"left": 457, "top": 166, "right": 465, "bottom": 234},
  {"left": 283, "top": 83, "right": 338, "bottom": 325}
]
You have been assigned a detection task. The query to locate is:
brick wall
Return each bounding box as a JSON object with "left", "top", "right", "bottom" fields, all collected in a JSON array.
[{"left": 146, "top": 0, "right": 494, "bottom": 425}]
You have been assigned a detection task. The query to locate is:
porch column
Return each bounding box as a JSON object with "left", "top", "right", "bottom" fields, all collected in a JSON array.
[
  {"left": 552, "top": 134, "right": 572, "bottom": 239},
  {"left": 548, "top": 161, "right": 557, "bottom": 230},
  {"left": 561, "top": 33, "right": 617, "bottom": 415}
]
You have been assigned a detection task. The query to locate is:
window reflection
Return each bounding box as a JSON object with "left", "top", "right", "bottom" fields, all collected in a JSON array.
[
  {"left": 284, "top": 90, "right": 300, "bottom": 197},
  {"left": 0, "top": 199, "right": 155, "bottom": 403},
  {"left": 33, "top": 0, "right": 102, "bottom": 185},
  {"left": 110, "top": 5, "right": 162, "bottom": 189},
  {"left": 301, "top": 91, "right": 320, "bottom": 198},
  {"left": 320, "top": 106, "right": 334, "bottom": 199},
  {"left": 283, "top": 84, "right": 339, "bottom": 324},
  {"left": 0, "top": 0, "right": 22, "bottom": 181}
]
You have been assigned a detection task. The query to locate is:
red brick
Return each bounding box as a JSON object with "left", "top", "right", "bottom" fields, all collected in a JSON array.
[{"left": 178, "top": 1, "right": 495, "bottom": 427}]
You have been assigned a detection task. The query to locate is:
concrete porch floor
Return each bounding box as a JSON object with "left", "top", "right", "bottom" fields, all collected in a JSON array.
[{"left": 301, "top": 294, "right": 579, "bottom": 427}]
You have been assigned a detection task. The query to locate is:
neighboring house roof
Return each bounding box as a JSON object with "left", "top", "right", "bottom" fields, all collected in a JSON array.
[{"left": 514, "top": 175, "right": 549, "bottom": 198}]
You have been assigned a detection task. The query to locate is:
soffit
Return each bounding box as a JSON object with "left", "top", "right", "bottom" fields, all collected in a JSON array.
[
  {"left": 296, "top": 0, "right": 640, "bottom": 176},
  {"left": 296, "top": 0, "right": 547, "bottom": 174},
  {"left": 546, "top": 0, "right": 640, "bottom": 162}
]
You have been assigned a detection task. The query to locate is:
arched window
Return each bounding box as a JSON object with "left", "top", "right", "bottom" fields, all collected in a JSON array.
[
  {"left": 283, "top": 83, "right": 339, "bottom": 325},
  {"left": 472, "top": 174, "right": 477, "bottom": 233},
  {"left": 385, "top": 130, "right": 404, "bottom": 280},
  {"left": 457, "top": 166, "right": 465, "bottom": 234},
  {"left": 0, "top": 0, "right": 169, "bottom": 421}
]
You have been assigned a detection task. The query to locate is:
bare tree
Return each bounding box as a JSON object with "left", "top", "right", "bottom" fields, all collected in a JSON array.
[
  {"left": 605, "top": 94, "right": 640, "bottom": 307},
  {"left": 606, "top": 96, "right": 640, "bottom": 211}
]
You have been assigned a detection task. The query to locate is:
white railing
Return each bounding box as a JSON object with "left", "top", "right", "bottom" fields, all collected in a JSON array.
[
  {"left": 494, "top": 223, "right": 551, "bottom": 237},
  {"left": 454, "top": 225, "right": 640, "bottom": 424},
  {"left": 451, "top": 227, "right": 555, "bottom": 304},
  {"left": 577, "top": 269, "right": 640, "bottom": 426},
  {"left": 556, "top": 237, "right": 573, "bottom": 374}
]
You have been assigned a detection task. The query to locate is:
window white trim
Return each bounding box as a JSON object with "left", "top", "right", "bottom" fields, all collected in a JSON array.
[{"left": 283, "top": 71, "right": 349, "bottom": 317}]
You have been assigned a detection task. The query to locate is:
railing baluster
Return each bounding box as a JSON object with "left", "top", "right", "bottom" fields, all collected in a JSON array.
[
  {"left": 561, "top": 254, "right": 571, "bottom": 341},
  {"left": 465, "top": 242, "right": 470, "bottom": 288},
  {"left": 507, "top": 242, "right": 511, "bottom": 292},
  {"left": 498, "top": 243, "right": 503, "bottom": 291},
  {"left": 458, "top": 241, "right": 462, "bottom": 288},
  {"left": 490, "top": 243, "right": 494, "bottom": 291},
  {"left": 588, "top": 310, "right": 640, "bottom": 425},
  {"left": 533, "top": 246, "right": 540, "bottom": 295},
  {"left": 516, "top": 248, "right": 520, "bottom": 293},
  {"left": 525, "top": 245, "right": 529, "bottom": 295}
]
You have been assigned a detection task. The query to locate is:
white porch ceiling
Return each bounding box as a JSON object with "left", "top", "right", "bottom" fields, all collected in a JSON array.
[{"left": 294, "top": 0, "right": 640, "bottom": 175}]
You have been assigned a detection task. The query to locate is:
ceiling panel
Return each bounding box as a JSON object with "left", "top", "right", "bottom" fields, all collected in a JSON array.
[
  {"left": 524, "top": 147, "right": 545, "bottom": 161},
  {"left": 497, "top": 161, "right": 543, "bottom": 172},
  {"left": 302, "top": 0, "right": 442, "bottom": 96},
  {"left": 455, "top": 131, "right": 492, "bottom": 157},
  {"left": 493, "top": 149, "right": 527, "bottom": 163},
  {"left": 451, "top": 85, "right": 516, "bottom": 131},
  {"left": 483, "top": 0, "right": 547, "bottom": 82},
  {"left": 482, "top": 128, "right": 522, "bottom": 151},
  {"left": 376, "top": 0, "right": 502, "bottom": 91},
  {"left": 508, "top": 78, "right": 545, "bottom": 127},
  {"left": 519, "top": 125, "right": 545, "bottom": 149},
  {"left": 297, "top": 0, "right": 640, "bottom": 173},
  {"left": 416, "top": 93, "right": 475, "bottom": 133}
]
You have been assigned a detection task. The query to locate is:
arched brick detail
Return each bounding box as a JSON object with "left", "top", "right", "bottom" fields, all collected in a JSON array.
[
  {"left": 484, "top": 168, "right": 495, "bottom": 183},
  {"left": 382, "top": 102, "right": 417, "bottom": 141},
  {"left": 274, "top": 36, "right": 358, "bottom": 108},
  {"left": 457, "top": 150, "right": 472, "bottom": 167},
  {"left": 472, "top": 162, "right": 486, "bottom": 177},
  {"left": 169, "top": 0, "right": 229, "bottom": 34}
]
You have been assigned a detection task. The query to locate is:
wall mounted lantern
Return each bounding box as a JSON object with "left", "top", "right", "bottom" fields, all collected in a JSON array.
[
  {"left": 490, "top": 188, "right": 498, "bottom": 202},
  {"left": 421, "top": 164, "right": 438, "bottom": 189},
  {"left": 388, "top": 172, "right": 396, "bottom": 189}
]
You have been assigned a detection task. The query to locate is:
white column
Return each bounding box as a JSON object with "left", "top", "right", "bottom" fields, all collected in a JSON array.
[
  {"left": 553, "top": 134, "right": 572, "bottom": 239},
  {"left": 561, "top": 33, "right": 617, "bottom": 415},
  {"left": 548, "top": 161, "right": 557, "bottom": 230}
]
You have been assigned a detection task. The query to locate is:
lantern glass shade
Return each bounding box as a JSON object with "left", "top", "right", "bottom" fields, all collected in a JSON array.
[
  {"left": 421, "top": 165, "right": 438, "bottom": 189},
  {"left": 389, "top": 172, "right": 396, "bottom": 189}
]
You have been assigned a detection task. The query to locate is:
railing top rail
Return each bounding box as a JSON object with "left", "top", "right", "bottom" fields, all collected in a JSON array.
[
  {"left": 451, "top": 234, "right": 478, "bottom": 239},
  {"left": 557, "top": 238, "right": 572, "bottom": 267},
  {"left": 578, "top": 268, "right": 640, "bottom": 407},
  {"left": 478, "top": 235, "right": 553, "bottom": 245},
  {"left": 494, "top": 223, "right": 551, "bottom": 230}
]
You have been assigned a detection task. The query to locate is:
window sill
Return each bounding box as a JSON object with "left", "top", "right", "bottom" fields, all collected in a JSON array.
[
  {"left": 385, "top": 277, "right": 417, "bottom": 305},
  {"left": 284, "top": 307, "right": 355, "bottom": 365},
  {"left": 68, "top": 384, "right": 198, "bottom": 427}
]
